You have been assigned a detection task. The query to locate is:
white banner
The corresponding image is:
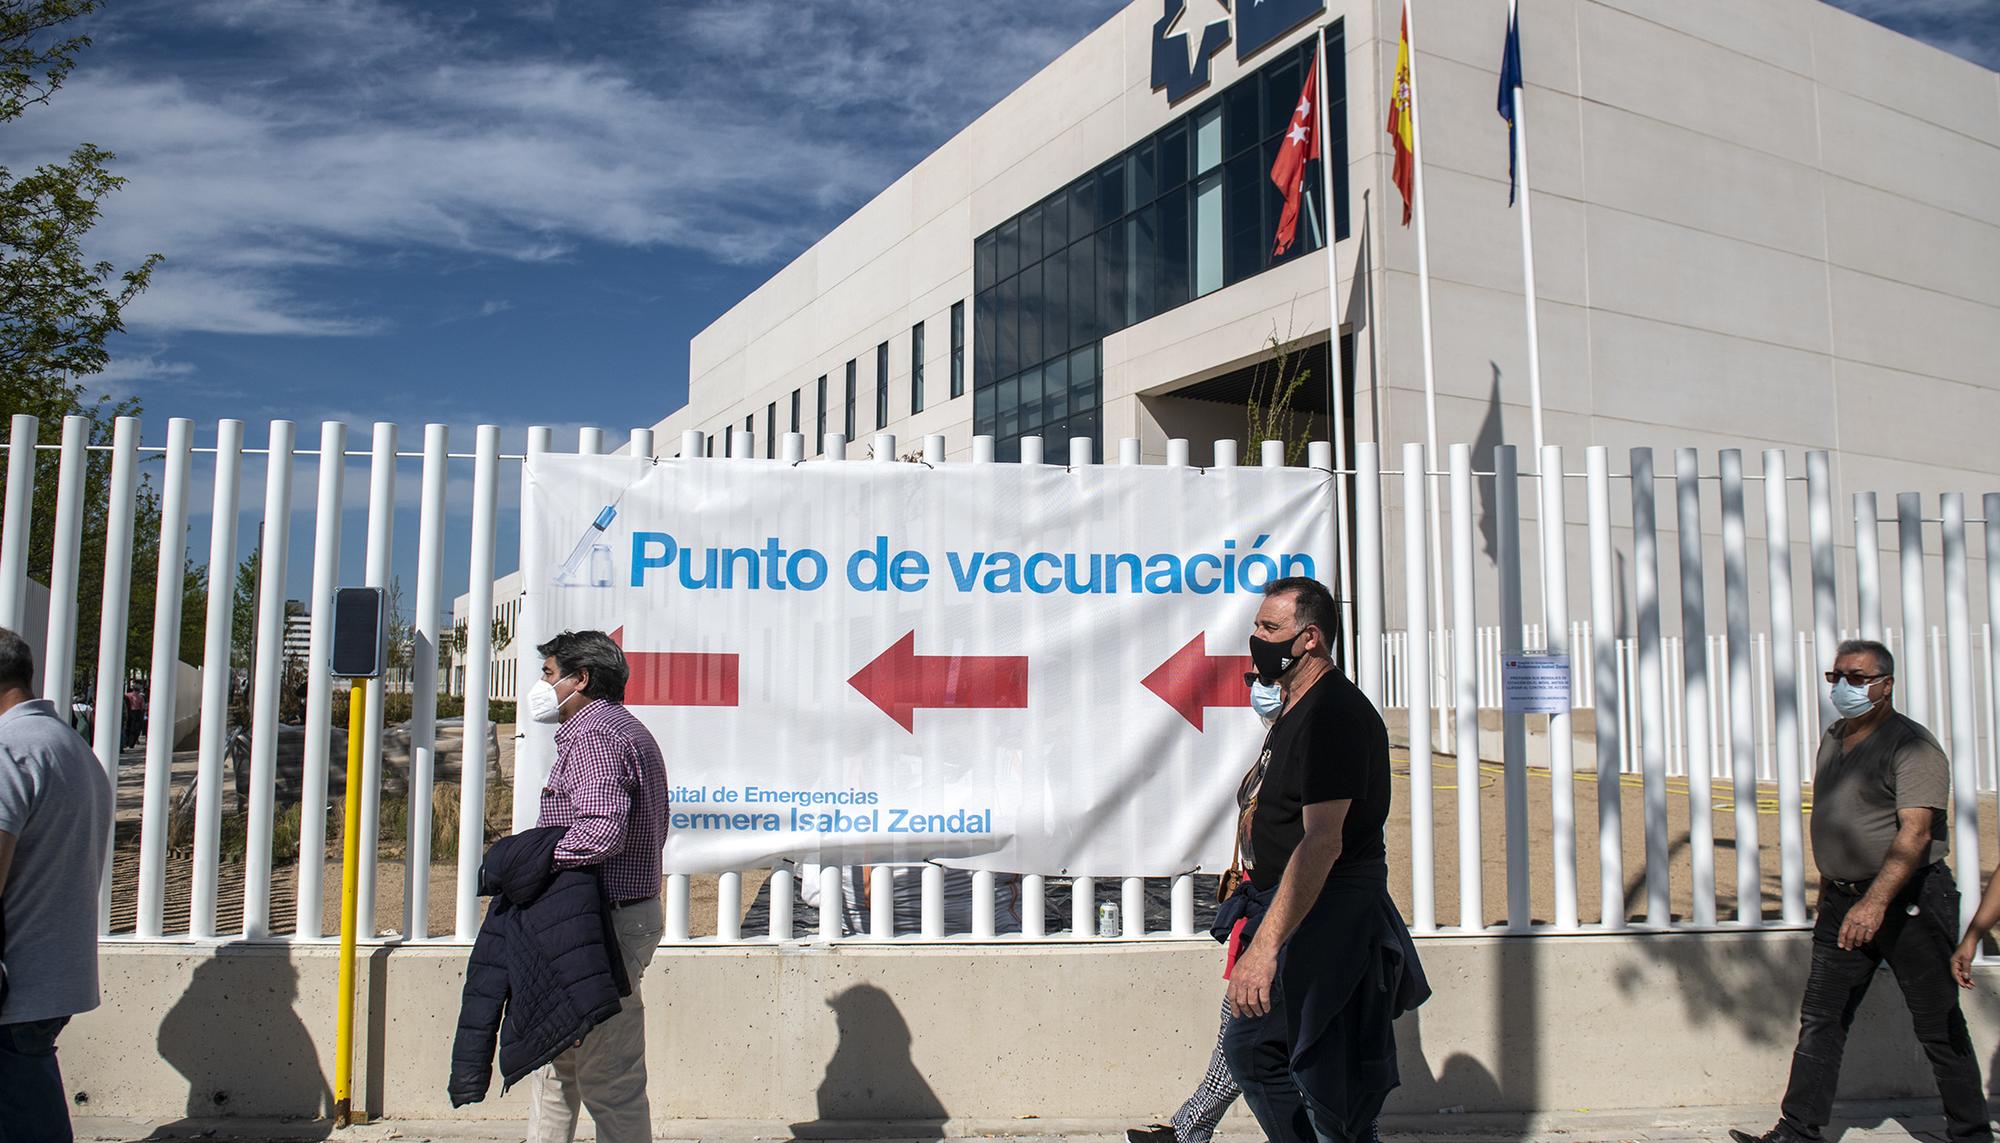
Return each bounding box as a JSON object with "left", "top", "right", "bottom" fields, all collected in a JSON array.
[{"left": 518, "top": 454, "right": 1333, "bottom": 875}]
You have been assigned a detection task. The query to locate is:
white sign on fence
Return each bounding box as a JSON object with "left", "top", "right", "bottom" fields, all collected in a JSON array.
[
  {"left": 521, "top": 454, "right": 1334, "bottom": 875},
  {"left": 1502, "top": 653, "right": 1571, "bottom": 715}
]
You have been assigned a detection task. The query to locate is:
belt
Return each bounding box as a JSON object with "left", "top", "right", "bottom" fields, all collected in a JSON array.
[
  {"left": 1824, "top": 876, "right": 1872, "bottom": 896},
  {"left": 610, "top": 895, "right": 658, "bottom": 910}
]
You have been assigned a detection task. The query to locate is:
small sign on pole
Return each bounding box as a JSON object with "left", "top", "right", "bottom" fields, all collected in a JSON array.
[{"left": 1502, "top": 653, "right": 1571, "bottom": 715}]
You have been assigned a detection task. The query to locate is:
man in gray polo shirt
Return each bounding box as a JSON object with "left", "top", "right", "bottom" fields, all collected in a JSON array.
[
  {"left": 1733, "top": 639, "right": 1989, "bottom": 1143},
  {"left": 0, "top": 626, "right": 112, "bottom": 1143}
]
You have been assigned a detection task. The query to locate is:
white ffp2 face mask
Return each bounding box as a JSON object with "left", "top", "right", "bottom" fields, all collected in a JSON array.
[{"left": 526, "top": 675, "right": 576, "bottom": 724}]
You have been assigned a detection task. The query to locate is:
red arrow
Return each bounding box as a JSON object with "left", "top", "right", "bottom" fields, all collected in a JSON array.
[
  {"left": 1143, "top": 633, "right": 1255, "bottom": 731},
  {"left": 848, "top": 631, "right": 1029, "bottom": 732},
  {"left": 609, "top": 627, "right": 739, "bottom": 707}
]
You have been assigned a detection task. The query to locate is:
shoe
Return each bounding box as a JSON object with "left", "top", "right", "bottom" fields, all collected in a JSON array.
[
  {"left": 1127, "top": 1127, "right": 1179, "bottom": 1143},
  {"left": 1731, "top": 1124, "right": 1817, "bottom": 1143}
]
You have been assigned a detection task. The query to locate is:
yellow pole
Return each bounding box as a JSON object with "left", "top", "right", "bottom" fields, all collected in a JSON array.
[{"left": 332, "top": 679, "right": 367, "bottom": 1128}]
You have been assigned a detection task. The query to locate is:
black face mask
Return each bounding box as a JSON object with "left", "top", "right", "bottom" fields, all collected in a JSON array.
[{"left": 1248, "top": 628, "right": 1307, "bottom": 684}]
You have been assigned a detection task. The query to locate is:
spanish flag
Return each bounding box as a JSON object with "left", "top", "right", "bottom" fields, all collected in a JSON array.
[{"left": 1386, "top": 4, "right": 1416, "bottom": 226}]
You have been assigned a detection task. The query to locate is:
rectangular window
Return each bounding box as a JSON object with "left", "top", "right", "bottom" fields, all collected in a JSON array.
[
  {"left": 766, "top": 402, "right": 776, "bottom": 458},
  {"left": 1195, "top": 105, "right": 1223, "bottom": 174},
  {"left": 911, "top": 322, "right": 926, "bottom": 414},
  {"left": 975, "top": 290, "right": 996, "bottom": 387},
  {"left": 1043, "top": 245, "right": 1069, "bottom": 358},
  {"left": 844, "top": 359, "right": 857, "bottom": 441},
  {"left": 950, "top": 302, "right": 965, "bottom": 399},
  {"left": 1019, "top": 261, "right": 1043, "bottom": 369},
  {"left": 1194, "top": 172, "right": 1223, "bottom": 297},
  {"left": 1019, "top": 204, "right": 1044, "bottom": 269},
  {"left": 1159, "top": 184, "right": 1191, "bottom": 313},
  {"left": 1069, "top": 229, "right": 1097, "bottom": 344},
  {"left": 816, "top": 375, "right": 827, "bottom": 454},
  {"left": 996, "top": 275, "right": 1019, "bottom": 379},
  {"left": 875, "top": 341, "right": 889, "bottom": 430},
  {"left": 997, "top": 217, "right": 1019, "bottom": 280},
  {"left": 744, "top": 415, "right": 753, "bottom": 459},
  {"left": 1043, "top": 189, "right": 1069, "bottom": 253},
  {"left": 791, "top": 389, "right": 801, "bottom": 434}
]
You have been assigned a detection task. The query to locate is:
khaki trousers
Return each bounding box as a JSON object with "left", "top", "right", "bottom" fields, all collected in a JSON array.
[{"left": 526, "top": 896, "right": 664, "bottom": 1143}]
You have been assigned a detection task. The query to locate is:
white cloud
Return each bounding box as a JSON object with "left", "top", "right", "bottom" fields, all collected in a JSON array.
[
  {"left": 477, "top": 300, "right": 513, "bottom": 318},
  {"left": 15, "top": 0, "right": 1125, "bottom": 340}
]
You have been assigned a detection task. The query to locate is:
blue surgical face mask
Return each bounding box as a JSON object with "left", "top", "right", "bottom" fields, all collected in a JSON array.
[
  {"left": 1830, "top": 678, "right": 1879, "bottom": 719},
  {"left": 1250, "top": 678, "right": 1284, "bottom": 722}
]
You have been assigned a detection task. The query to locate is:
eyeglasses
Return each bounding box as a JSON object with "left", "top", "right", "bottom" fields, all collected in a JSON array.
[{"left": 1825, "top": 671, "right": 1889, "bottom": 686}]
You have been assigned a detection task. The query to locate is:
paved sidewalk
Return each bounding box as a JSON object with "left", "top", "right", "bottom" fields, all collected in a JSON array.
[{"left": 73, "top": 1101, "right": 1973, "bottom": 1143}]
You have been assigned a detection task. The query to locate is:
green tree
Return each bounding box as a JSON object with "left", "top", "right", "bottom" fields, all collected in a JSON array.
[
  {"left": 1246, "top": 322, "right": 1315, "bottom": 468},
  {"left": 0, "top": 1, "right": 178, "bottom": 696}
]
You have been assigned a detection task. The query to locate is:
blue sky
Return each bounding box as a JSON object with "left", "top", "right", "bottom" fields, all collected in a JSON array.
[{"left": 6, "top": 0, "right": 1995, "bottom": 615}]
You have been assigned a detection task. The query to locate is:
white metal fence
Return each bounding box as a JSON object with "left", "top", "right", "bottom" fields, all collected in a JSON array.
[{"left": 2, "top": 415, "right": 1997, "bottom": 945}]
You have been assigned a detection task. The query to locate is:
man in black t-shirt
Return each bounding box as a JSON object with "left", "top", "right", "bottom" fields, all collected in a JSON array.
[{"left": 1220, "top": 577, "right": 1417, "bottom": 1143}]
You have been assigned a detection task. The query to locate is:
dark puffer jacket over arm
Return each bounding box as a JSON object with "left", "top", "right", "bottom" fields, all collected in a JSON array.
[{"left": 448, "top": 825, "right": 632, "bottom": 1106}]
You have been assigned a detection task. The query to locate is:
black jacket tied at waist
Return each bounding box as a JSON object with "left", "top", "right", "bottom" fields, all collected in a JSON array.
[
  {"left": 448, "top": 825, "right": 632, "bottom": 1106},
  {"left": 1281, "top": 858, "right": 1430, "bottom": 1141}
]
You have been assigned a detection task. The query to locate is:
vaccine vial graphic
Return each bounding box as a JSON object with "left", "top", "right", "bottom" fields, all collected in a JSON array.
[{"left": 555, "top": 501, "right": 619, "bottom": 587}]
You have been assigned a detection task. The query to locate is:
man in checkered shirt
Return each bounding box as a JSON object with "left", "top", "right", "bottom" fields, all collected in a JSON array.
[{"left": 525, "top": 629, "right": 670, "bottom": 1143}]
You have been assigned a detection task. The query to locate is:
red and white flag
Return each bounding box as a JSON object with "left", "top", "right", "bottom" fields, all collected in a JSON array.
[{"left": 1268, "top": 62, "right": 1320, "bottom": 257}]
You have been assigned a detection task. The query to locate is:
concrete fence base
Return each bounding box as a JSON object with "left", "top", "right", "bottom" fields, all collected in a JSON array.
[{"left": 65, "top": 931, "right": 2000, "bottom": 1129}]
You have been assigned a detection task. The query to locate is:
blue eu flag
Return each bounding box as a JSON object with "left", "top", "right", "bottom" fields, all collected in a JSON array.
[
  {"left": 1236, "top": 0, "right": 1324, "bottom": 61},
  {"left": 1498, "top": 3, "right": 1524, "bottom": 204}
]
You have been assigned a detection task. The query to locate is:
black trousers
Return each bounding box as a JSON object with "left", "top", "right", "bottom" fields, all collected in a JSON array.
[
  {"left": 1221, "top": 973, "right": 1386, "bottom": 1143},
  {"left": 1780, "top": 862, "right": 1990, "bottom": 1143},
  {"left": 0, "top": 1017, "right": 73, "bottom": 1143}
]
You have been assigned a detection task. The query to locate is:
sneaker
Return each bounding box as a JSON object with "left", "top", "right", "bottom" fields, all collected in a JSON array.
[
  {"left": 1127, "top": 1127, "right": 1179, "bottom": 1143},
  {"left": 1731, "top": 1124, "right": 1817, "bottom": 1143}
]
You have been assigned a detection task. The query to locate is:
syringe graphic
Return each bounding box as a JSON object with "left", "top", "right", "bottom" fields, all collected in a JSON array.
[{"left": 555, "top": 491, "right": 625, "bottom": 585}]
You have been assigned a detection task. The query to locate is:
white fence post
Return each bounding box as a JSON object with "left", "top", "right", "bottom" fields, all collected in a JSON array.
[
  {"left": 244, "top": 420, "right": 296, "bottom": 940},
  {"left": 298, "top": 421, "right": 347, "bottom": 938},
  {"left": 1449, "top": 444, "right": 1482, "bottom": 931},
  {"left": 1356, "top": 443, "right": 1385, "bottom": 710},
  {"left": 0, "top": 413, "right": 35, "bottom": 631},
  {"left": 1855, "top": 492, "right": 1883, "bottom": 641},
  {"left": 1720, "top": 450, "right": 1760, "bottom": 924},
  {"left": 406, "top": 423, "right": 449, "bottom": 940},
  {"left": 1807, "top": 452, "right": 1839, "bottom": 733},
  {"left": 92, "top": 416, "right": 141, "bottom": 934},
  {"left": 1766, "top": 451, "right": 1807, "bottom": 925},
  {"left": 356, "top": 422, "right": 398, "bottom": 939},
  {"left": 1494, "top": 445, "right": 1530, "bottom": 932},
  {"left": 1586, "top": 447, "right": 1623, "bottom": 928},
  {"left": 1675, "top": 449, "right": 1716, "bottom": 927},
  {"left": 41, "top": 416, "right": 88, "bottom": 705},
  {"left": 1542, "top": 446, "right": 1578, "bottom": 931},
  {"left": 1898, "top": 493, "right": 1931, "bottom": 738},
  {"left": 190, "top": 418, "right": 244, "bottom": 940},
  {"left": 456, "top": 424, "right": 501, "bottom": 940},
  {"left": 1630, "top": 448, "right": 1671, "bottom": 927},
  {"left": 1941, "top": 495, "right": 1979, "bottom": 931},
  {"left": 1401, "top": 443, "right": 1435, "bottom": 933}
]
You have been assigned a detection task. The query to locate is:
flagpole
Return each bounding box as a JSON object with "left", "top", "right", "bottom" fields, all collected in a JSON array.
[
  {"left": 1316, "top": 26, "right": 1356, "bottom": 673},
  {"left": 1509, "top": 0, "right": 1546, "bottom": 462},
  {"left": 1405, "top": 0, "right": 1447, "bottom": 738}
]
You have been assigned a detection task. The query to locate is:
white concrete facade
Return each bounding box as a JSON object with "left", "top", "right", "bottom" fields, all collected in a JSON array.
[{"left": 661, "top": 0, "right": 2000, "bottom": 501}]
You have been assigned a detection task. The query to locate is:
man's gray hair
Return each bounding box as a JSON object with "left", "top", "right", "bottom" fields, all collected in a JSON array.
[
  {"left": 535, "top": 630, "right": 630, "bottom": 702},
  {"left": 1835, "top": 638, "right": 1894, "bottom": 677},
  {"left": 0, "top": 626, "right": 32, "bottom": 690}
]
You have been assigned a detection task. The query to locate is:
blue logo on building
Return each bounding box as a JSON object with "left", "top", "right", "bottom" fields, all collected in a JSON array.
[
  {"left": 1151, "top": 0, "right": 1232, "bottom": 103},
  {"left": 1236, "top": 0, "right": 1326, "bottom": 61},
  {"left": 1152, "top": 0, "right": 1327, "bottom": 103}
]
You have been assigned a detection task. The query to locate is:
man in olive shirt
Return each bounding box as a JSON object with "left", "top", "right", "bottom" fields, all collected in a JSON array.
[{"left": 1733, "top": 639, "right": 1989, "bottom": 1143}]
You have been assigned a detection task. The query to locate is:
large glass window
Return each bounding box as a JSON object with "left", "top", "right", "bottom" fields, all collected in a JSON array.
[
  {"left": 765, "top": 402, "right": 775, "bottom": 458},
  {"left": 816, "top": 375, "right": 827, "bottom": 454},
  {"left": 911, "top": 322, "right": 926, "bottom": 414},
  {"left": 844, "top": 359, "right": 857, "bottom": 441},
  {"left": 791, "top": 388, "right": 801, "bottom": 435},
  {"left": 949, "top": 302, "right": 965, "bottom": 399},
  {"left": 875, "top": 341, "right": 890, "bottom": 430},
  {"left": 969, "top": 30, "right": 1346, "bottom": 461}
]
